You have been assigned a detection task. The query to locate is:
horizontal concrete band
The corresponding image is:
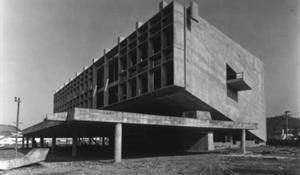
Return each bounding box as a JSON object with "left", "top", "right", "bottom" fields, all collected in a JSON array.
[
  {"left": 23, "top": 108, "right": 257, "bottom": 135},
  {"left": 72, "top": 108, "right": 257, "bottom": 129},
  {"left": 23, "top": 120, "right": 63, "bottom": 135}
]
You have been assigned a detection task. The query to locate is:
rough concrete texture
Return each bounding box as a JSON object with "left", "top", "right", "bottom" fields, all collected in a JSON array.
[
  {"left": 23, "top": 108, "right": 257, "bottom": 138},
  {"left": 0, "top": 148, "right": 49, "bottom": 170},
  {"left": 45, "top": 112, "right": 67, "bottom": 121},
  {"left": 49, "top": 1, "right": 265, "bottom": 143},
  {"left": 72, "top": 108, "right": 257, "bottom": 130},
  {"left": 182, "top": 111, "right": 211, "bottom": 120},
  {"left": 173, "top": 2, "right": 265, "bottom": 141}
]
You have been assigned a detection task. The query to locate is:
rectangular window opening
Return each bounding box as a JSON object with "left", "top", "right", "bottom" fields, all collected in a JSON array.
[
  {"left": 153, "top": 68, "right": 161, "bottom": 90},
  {"left": 163, "top": 27, "right": 173, "bottom": 48},
  {"left": 96, "top": 91, "right": 103, "bottom": 108},
  {"left": 120, "top": 56, "right": 127, "bottom": 71},
  {"left": 139, "top": 74, "right": 148, "bottom": 94},
  {"left": 150, "top": 36, "right": 161, "bottom": 55},
  {"left": 119, "top": 83, "right": 127, "bottom": 101},
  {"left": 97, "top": 67, "right": 104, "bottom": 88},
  {"left": 128, "top": 50, "right": 137, "bottom": 67},
  {"left": 109, "top": 58, "right": 118, "bottom": 83},
  {"left": 162, "top": 62, "right": 173, "bottom": 86},
  {"left": 108, "top": 85, "right": 118, "bottom": 104},
  {"left": 128, "top": 79, "right": 137, "bottom": 97},
  {"left": 138, "top": 43, "right": 148, "bottom": 61}
]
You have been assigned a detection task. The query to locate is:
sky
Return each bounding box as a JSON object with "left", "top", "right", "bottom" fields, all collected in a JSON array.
[{"left": 0, "top": 0, "right": 299, "bottom": 129}]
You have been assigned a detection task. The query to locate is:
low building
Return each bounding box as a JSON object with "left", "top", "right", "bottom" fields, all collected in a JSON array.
[{"left": 267, "top": 115, "right": 300, "bottom": 140}]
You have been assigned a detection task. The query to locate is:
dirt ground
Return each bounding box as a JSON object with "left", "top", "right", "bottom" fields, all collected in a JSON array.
[{"left": 1, "top": 146, "right": 300, "bottom": 175}]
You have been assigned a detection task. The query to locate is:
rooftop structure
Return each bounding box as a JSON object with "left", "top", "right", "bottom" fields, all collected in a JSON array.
[{"left": 23, "top": 1, "right": 266, "bottom": 162}]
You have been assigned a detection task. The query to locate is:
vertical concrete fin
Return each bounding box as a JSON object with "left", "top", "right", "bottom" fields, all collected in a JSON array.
[
  {"left": 135, "top": 21, "right": 143, "bottom": 29},
  {"left": 118, "top": 36, "right": 124, "bottom": 44},
  {"left": 189, "top": 1, "right": 199, "bottom": 22},
  {"left": 159, "top": 0, "right": 168, "bottom": 10},
  {"left": 104, "top": 49, "right": 108, "bottom": 55}
]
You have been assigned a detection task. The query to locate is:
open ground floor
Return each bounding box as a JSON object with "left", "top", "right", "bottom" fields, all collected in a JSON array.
[{"left": 22, "top": 108, "right": 261, "bottom": 163}]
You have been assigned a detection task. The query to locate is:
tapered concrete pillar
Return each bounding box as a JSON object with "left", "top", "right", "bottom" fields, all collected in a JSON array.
[
  {"left": 114, "top": 123, "right": 122, "bottom": 163},
  {"left": 51, "top": 137, "right": 56, "bottom": 153},
  {"left": 26, "top": 137, "right": 29, "bottom": 148},
  {"left": 241, "top": 129, "right": 246, "bottom": 154},
  {"left": 40, "top": 137, "right": 44, "bottom": 147},
  {"left": 72, "top": 136, "right": 78, "bottom": 157}
]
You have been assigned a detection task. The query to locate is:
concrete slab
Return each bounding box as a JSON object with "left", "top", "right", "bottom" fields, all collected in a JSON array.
[
  {"left": 0, "top": 148, "right": 49, "bottom": 170},
  {"left": 23, "top": 108, "right": 257, "bottom": 137},
  {"left": 45, "top": 112, "right": 68, "bottom": 121},
  {"left": 72, "top": 108, "right": 257, "bottom": 130},
  {"left": 23, "top": 120, "right": 63, "bottom": 136}
]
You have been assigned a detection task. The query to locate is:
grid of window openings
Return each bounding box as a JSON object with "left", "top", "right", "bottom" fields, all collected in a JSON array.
[{"left": 54, "top": 3, "right": 174, "bottom": 112}]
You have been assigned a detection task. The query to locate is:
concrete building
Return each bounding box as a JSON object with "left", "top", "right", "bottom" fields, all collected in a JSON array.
[{"left": 23, "top": 1, "right": 265, "bottom": 162}]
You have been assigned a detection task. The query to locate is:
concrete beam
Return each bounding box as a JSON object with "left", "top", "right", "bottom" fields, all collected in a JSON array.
[
  {"left": 45, "top": 112, "right": 68, "bottom": 121},
  {"left": 241, "top": 129, "right": 246, "bottom": 154},
  {"left": 23, "top": 120, "right": 63, "bottom": 135},
  {"left": 114, "top": 123, "right": 122, "bottom": 163},
  {"left": 22, "top": 109, "right": 257, "bottom": 139},
  {"left": 72, "top": 108, "right": 257, "bottom": 130}
]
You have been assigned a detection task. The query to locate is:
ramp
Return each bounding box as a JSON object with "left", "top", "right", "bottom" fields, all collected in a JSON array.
[{"left": 0, "top": 148, "right": 49, "bottom": 170}]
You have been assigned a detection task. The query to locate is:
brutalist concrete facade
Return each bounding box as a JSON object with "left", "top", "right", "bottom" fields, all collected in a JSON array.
[{"left": 53, "top": 1, "right": 265, "bottom": 143}]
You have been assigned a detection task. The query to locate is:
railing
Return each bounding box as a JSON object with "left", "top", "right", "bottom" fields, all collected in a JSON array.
[{"left": 227, "top": 72, "right": 244, "bottom": 81}]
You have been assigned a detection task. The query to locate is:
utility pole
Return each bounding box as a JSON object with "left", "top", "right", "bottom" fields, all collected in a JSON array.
[
  {"left": 284, "top": 110, "right": 290, "bottom": 140},
  {"left": 14, "top": 97, "right": 21, "bottom": 157}
]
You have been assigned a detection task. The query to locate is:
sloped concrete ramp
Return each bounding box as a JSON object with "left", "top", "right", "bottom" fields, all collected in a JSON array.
[{"left": 0, "top": 148, "right": 49, "bottom": 170}]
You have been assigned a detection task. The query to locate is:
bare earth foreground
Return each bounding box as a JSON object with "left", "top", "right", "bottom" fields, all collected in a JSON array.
[{"left": 1, "top": 146, "right": 300, "bottom": 175}]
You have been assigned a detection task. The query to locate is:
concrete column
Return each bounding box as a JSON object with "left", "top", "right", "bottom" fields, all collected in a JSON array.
[
  {"left": 22, "top": 137, "right": 24, "bottom": 149},
  {"left": 241, "top": 129, "right": 246, "bottom": 154},
  {"left": 26, "top": 137, "right": 29, "bottom": 148},
  {"left": 40, "top": 137, "right": 44, "bottom": 148},
  {"left": 207, "top": 132, "right": 215, "bottom": 151},
  {"left": 51, "top": 137, "right": 56, "bottom": 153},
  {"left": 32, "top": 137, "right": 36, "bottom": 148},
  {"left": 72, "top": 136, "right": 78, "bottom": 157},
  {"left": 114, "top": 123, "right": 122, "bottom": 163}
]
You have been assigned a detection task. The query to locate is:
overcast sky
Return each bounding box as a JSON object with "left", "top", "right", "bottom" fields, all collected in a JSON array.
[{"left": 1, "top": 0, "right": 299, "bottom": 128}]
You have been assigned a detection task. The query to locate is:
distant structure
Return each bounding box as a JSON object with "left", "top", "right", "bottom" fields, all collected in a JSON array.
[
  {"left": 23, "top": 1, "right": 266, "bottom": 162},
  {"left": 0, "top": 124, "right": 22, "bottom": 147},
  {"left": 267, "top": 115, "right": 300, "bottom": 140}
]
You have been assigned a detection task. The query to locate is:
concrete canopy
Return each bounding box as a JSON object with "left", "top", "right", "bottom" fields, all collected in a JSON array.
[{"left": 23, "top": 108, "right": 257, "bottom": 138}]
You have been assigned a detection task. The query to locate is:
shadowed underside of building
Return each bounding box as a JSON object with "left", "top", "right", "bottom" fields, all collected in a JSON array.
[{"left": 23, "top": 1, "right": 265, "bottom": 162}]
